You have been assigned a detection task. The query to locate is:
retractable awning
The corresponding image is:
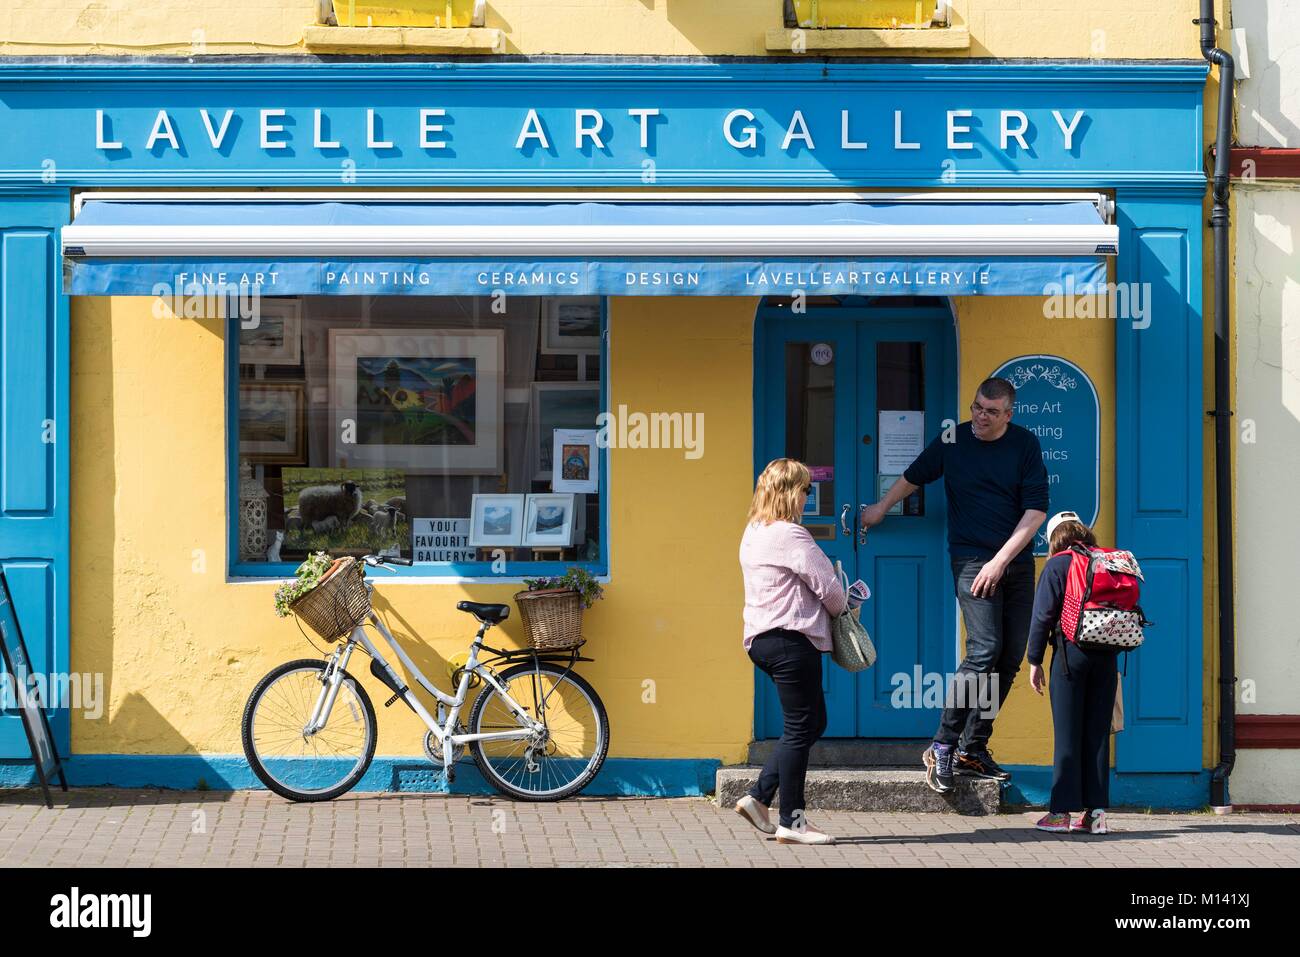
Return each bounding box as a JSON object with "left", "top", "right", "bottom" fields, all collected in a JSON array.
[{"left": 63, "top": 192, "right": 1117, "bottom": 297}]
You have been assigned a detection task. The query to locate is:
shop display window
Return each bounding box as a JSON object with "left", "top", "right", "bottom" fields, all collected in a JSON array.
[{"left": 230, "top": 295, "right": 606, "bottom": 577}]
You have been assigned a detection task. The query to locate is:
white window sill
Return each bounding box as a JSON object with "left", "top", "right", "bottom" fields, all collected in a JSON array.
[
  {"left": 304, "top": 25, "right": 502, "bottom": 54},
  {"left": 766, "top": 26, "right": 971, "bottom": 52}
]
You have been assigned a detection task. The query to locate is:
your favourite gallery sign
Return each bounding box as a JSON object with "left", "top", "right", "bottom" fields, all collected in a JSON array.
[
  {"left": 411, "top": 518, "right": 474, "bottom": 563},
  {"left": 991, "top": 355, "right": 1100, "bottom": 557}
]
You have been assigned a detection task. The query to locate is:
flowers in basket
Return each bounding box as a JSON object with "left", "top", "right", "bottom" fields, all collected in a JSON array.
[
  {"left": 521, "top": 566, "right": 605, "bottom": 609},
  {"left": 273, "top": 551, "right": 335, "bottom": 618}
]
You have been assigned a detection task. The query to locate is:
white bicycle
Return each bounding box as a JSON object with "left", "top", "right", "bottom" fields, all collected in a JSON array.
[{"left": 241, "top": 553, "right": 610, "bottom": 802}]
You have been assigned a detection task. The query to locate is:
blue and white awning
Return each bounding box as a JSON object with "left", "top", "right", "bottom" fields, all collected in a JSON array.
[{"left": 62, "top": 192, "right": 1117, "bottom": 297}]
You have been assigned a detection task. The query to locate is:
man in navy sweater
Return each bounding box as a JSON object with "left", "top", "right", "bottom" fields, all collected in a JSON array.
[{"left": 861, "top": 377, "right": 1049, "bottom": 792}]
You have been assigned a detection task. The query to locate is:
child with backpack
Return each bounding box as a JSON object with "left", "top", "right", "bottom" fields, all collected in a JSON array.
[{"left": 1027, "top": 511, "right": 1148, "bottom": 835}]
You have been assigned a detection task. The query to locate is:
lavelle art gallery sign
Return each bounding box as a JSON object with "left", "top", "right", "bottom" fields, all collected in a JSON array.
[{"left": 0, "top": 61, "right": 1207, "bottom": 187}]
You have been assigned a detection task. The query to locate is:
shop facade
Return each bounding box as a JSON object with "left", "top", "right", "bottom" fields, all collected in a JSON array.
[{"left": 0, "top": 58, "right": 1216, "bottom": 805}]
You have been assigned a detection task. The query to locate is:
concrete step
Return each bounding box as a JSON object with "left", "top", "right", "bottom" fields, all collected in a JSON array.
[
  {"left": 747, "top": 738, "right": 931, "bottom": 767},
  {"left": 716, "top": 767, "right": 1002, "bottom": 815}
]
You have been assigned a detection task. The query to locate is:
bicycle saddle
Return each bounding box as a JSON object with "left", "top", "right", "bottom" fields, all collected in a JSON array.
[{"left": 456, "top": 601, "right": 510, "bottom": 624}]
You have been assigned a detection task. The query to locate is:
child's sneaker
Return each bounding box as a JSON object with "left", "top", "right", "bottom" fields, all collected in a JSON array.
[
  {"left": 1034, "top": 812, "right": 1071, "bottom": 832},
  {"left": 1071, "top": 808, "right": 1108, "bottom": 834}
]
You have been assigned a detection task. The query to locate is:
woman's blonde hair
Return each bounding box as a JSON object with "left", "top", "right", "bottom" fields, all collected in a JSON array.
[{"left": 747, "top": 458, "right": 811, "bottom": 525}]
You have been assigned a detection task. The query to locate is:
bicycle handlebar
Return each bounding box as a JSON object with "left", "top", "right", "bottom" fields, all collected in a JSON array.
[{"left": 362, "top": 554, "right": 414, "bottom": 568}]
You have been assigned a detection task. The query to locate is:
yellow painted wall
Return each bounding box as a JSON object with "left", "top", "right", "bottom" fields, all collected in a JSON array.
[
  {"left": 1, "top": 0, "right": 1208, "bottom": 58},
  {"left": 69, "top": 293, "right": 760, "bottom": 764},
  {"left": 71, "top": 288, "right": 1146, "bottom": 768}
]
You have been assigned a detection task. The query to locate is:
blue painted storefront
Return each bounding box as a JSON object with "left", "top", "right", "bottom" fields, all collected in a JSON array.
[{"left": 0, "top": 59, "right": 1210, "bottom": 803}]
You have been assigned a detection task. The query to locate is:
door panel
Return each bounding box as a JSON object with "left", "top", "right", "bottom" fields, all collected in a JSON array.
[
  {"left": 759, "top": 321, "right": 859, "bottom": 737},
  {"left": 854, "top": 322, "right": 950, "bottom": 736},
  {"left": 755, "top": 303, "right": 953, "bottom": 739},
  {"left": 0, "top": 195, "right": 70, "bottom": 757}
]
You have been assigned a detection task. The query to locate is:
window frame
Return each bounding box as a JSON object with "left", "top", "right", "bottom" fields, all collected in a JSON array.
[{"left": 225, "top": 297, "right": 610, "bottom": 582}]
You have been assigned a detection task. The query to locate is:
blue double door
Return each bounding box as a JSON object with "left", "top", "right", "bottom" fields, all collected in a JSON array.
[{"left": 755, "top": 302, "right": 955, "bottom": 739}]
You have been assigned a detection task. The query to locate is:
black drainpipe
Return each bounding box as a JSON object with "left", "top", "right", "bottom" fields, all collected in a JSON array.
[{"left": 1197, "top": 0, "right": 1236, "bottom": 809}]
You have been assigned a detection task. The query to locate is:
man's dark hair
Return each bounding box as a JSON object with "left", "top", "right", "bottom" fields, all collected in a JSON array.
[{"left": 976, "top": 377, "right": 1016, "bottom": 405}]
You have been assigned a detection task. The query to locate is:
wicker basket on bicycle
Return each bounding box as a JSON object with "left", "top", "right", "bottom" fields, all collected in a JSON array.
[
  {"left": 512, "top": 588, "right": 584, "bottom": 650},
  {"left": 290, "top": 556, "right": 371, "bottom": 642}
]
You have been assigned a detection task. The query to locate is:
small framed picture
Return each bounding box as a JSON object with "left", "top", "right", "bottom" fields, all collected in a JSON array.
[
  {"left": 239, "top": 299, "right": 303, "bottom": 366},
  {"left": 469, "top": 494, "right": 526, "bottom": 547},
  {"left": 529, "top": 382, "right": 601, "bottom": 481},
  {"left": 239, "top": 382, "right": 306, "bottom": 465},
  {"left": 551, "top": 428, "right": 599, "bottom": 494},
  {"left": 523, "top": 493, "right": 577, "bottom": 548},
  {"left": 541, "top": 297, "right": 601, "bottom": 354}
]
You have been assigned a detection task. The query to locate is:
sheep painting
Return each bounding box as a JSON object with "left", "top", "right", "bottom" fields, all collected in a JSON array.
[
  {"left": 297, "top": 481, "right": 363, "bottom": 529},
  {"left": 280, "top": 469, "right": 409, "bottom": 560}
]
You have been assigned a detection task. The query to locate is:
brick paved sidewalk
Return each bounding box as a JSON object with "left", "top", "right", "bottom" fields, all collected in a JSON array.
[{"left": 0, "top": 789, "right": 1296, "bottom": 867}]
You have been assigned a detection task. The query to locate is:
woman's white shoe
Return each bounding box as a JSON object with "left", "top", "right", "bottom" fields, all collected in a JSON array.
[
  {"left": 774, "top": 824, "right": 837, "bottom": 845},
  {"left": 734, "top": 795, "right": 777, "bottom": 834}
]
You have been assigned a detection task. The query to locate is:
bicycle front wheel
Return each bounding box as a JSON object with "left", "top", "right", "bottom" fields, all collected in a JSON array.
[
  {"left": 468, "top": 660, "right": 609, "bottom": 801},
  {"left": 241, "top": 658, "right": 377, "bottom": 802}
]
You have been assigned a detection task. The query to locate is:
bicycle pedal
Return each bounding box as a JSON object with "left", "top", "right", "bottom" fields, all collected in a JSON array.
[
  {"left": 445, "top": 767, "right": 456, "bottom": 783},
  {"left": 384, "top": 693, "right": 400, "bottom": 708}
]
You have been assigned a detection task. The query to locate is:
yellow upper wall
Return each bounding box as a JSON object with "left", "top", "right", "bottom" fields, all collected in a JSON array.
[{"left": 0, "top": 0, "right": 1210, "bottom": 58}]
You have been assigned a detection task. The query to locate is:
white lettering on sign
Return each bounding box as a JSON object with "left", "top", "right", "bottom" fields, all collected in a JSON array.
[
  {"left": 627, "top": 108, "right": 660, "bottom": 149},
  {"left": 723, "top": 109, "right": 758, "bottom": 150},
  {"left": 412, "top": 518, "right": 475, "bottom": 563},
  {"left": 420, "top": 109, "right": 447, "bottom": 149},
  {"left": 201, "top": 109, "right": 235, "bottom": 150},
  {"left": 946, "top": 110, "right": 974, "bottom": 151},
  {"left": 260, "top": 109, "right": 288, "bottom": 150},
  {"left": 88, "top": 107, "right": 1092, "bottom": 158}
]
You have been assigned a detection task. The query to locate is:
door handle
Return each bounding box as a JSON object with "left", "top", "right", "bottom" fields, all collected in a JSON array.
[
  {"left": 858, "top": 505, "right": 869, "bottom": 545},
  {"left": 840, "top": 503, "right": 852, "bottom": 537}
]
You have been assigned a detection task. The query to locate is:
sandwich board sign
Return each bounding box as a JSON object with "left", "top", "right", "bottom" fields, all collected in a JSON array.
[{"left": 0, "top": 570, "right": 67, "bottom": 808}]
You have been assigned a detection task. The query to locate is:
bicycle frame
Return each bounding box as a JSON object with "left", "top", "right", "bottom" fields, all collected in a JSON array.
[{"left": 304, "top": 608, "right": 546, "bottom": 759}]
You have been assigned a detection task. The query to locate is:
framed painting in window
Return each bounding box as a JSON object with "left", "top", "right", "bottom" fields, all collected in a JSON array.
[
  {"left": 329, "top": 328, "right": 505, "bottom": 474},
  {"left": 239, "top": 381, "right": 307, "bottom": 465},
  {"left": 541, "top": 297, "right": 601, "bottom": 354}
]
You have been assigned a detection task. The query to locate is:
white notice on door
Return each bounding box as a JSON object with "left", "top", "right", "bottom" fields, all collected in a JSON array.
[{"left": 878, "top": 411, "right": 926, "bottom": 474}]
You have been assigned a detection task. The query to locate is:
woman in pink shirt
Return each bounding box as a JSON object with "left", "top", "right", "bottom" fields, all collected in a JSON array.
[{"left": 734, "top": 458, "right": 847, "bottom": 846}]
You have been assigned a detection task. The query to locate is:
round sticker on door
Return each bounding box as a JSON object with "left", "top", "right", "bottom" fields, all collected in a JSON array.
[{"left": 811, "top": 342, "right": 834, "bottom": 365}]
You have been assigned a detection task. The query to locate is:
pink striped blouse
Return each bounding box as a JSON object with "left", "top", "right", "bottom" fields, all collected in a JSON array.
[{"left": 739, "top": 520, "right": 848, "bottom": 652}]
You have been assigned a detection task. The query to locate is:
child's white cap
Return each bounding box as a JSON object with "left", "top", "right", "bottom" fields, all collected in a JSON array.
[{"left": 1046, "top": 510, "right": 1083, "bottom": 542}]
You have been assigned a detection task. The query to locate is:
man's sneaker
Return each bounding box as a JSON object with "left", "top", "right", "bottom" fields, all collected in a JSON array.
[
  {"left": 923, "top": 744, "right": 955, "bottom": 793},
  {"left": 1035, "top": 812, "right": 1071, "bottom": 833},
  {"left": 1071, "top": 808, "right": 1108, "bottom": 834},
  {"left": 955, "top": 748, "right": 1012, "bottom": 782}
]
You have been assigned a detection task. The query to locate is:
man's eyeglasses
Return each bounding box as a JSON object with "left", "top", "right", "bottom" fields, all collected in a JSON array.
[{"left": 970, "top": 401, "right": 1010, "bottom": 419}]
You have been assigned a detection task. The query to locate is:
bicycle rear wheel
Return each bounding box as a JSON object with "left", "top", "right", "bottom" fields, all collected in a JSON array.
[
  {"left": 241, "top": 658, "right": 377, "bottom": 802},
  {"left": 468, "top": 660, "right": 609, "bottom": 801}
]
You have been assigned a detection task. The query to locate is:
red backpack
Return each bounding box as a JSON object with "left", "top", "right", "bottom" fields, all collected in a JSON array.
[{"left": 1058, "top": 544, "right": 1150, "bottom": 650}]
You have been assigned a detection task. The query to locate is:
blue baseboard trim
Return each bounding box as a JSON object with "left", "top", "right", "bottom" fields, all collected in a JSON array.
[
  {"left": 0, "top": 755, "right": 721, "bottom": 797},
  {"left": 1001, "top": 765, "right": 1212, "bottom": 811}
]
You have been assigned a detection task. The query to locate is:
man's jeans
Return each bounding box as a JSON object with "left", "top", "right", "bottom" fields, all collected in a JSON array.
[{"left": 934, "top": 557, "right": 1036, "bottom": 753}]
